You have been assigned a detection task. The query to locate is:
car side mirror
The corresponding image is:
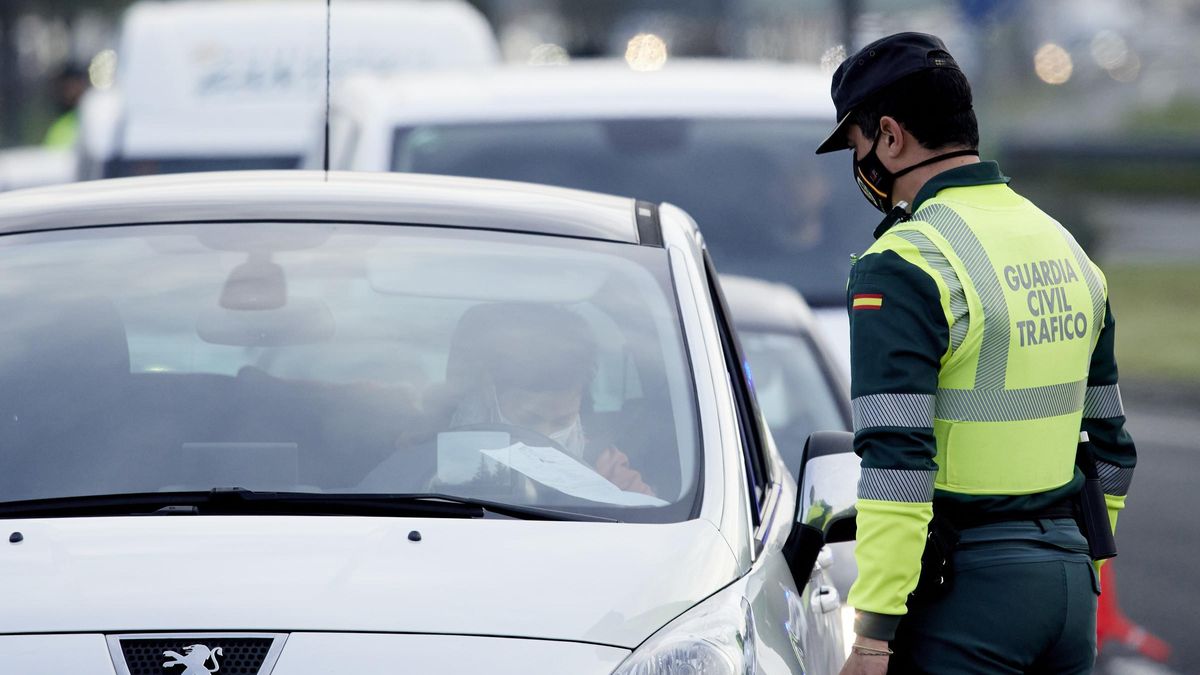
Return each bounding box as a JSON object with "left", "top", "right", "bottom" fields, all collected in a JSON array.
[{"left": 783, "top": 431, "right": 859, "bottom": 585}]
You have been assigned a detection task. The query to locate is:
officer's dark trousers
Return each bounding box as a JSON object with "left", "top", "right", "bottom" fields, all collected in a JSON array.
[{"left": 887, "top": 518, "right": 1099, "bottom": 675}]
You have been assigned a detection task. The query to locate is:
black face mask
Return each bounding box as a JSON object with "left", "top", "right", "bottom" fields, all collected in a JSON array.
[{"left": 853, "top": 134, "right": 979, "bottom": 214}]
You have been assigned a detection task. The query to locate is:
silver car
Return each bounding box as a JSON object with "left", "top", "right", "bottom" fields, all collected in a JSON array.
[{"left": 0, "top": 172, "right": 857, "bottom": 674}]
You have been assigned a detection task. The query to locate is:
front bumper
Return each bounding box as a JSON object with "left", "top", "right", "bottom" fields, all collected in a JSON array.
[{"left": 1, "top": 632, "right": 630, "bottom": 674}]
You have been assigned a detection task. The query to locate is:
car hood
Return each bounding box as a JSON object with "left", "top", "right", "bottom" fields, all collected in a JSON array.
[{"left": 0, "top": 515, "right": 740, "bottom": 648}]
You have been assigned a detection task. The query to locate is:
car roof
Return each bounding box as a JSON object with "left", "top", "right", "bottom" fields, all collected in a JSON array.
[
  {"left": 336, "top": 59, "right": 834, "bottom": 125},
  {"left": 0, "top": 171, "right": 642, "bottom": 244},
  {"left": 720, "top": 274, "right": 819, "bottom": 334}
]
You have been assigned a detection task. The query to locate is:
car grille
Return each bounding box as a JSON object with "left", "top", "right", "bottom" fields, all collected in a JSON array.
[{"left": 117, "top": 636, "right": 276, "bottom": 675}]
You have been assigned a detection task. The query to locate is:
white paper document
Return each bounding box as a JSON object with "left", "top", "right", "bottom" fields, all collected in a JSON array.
[
  {"left": 436, "top": 431, "right": 512, "bottom": 485},
  {"left": 481, "top": 443, "right": 668, "bottom": 507}
]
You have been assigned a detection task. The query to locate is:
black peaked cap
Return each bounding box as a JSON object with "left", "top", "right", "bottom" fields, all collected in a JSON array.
[{"left": 816, "top": 32, "right": 963, "bottom": 154}]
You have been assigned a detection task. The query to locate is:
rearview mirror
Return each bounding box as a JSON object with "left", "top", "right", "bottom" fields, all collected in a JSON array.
[
  {"left": 783, "top": 431, "right": 859, "bottom": 585},
  {"left": 197, "top": 297, "right": 335, "bottom": 346},
  {"left": 220, "top": 255, "right": 287, "bottom": 310}
]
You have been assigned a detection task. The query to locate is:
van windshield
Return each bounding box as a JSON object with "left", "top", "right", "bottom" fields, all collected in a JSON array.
[
  {"left": 103, "top": 156, "right": 301, "bottom": 179},
  {"left": 0, "top": 223, "right": 699, "bottom": 523},
  {"left": 392, "top": 118, "right": 878, "bottom": 306}
]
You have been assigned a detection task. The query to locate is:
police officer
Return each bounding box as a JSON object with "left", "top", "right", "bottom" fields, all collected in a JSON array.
[
  {"left": 43, "top": 64, "right": 88, "bottom": 148},
  {"left": 816, "top": 33, "right": 1137, "bottom": 674}
]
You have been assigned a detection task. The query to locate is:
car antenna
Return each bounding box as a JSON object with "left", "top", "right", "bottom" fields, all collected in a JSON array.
[{"left": 323, "top": 0, "right": 332, "bottom": 181}]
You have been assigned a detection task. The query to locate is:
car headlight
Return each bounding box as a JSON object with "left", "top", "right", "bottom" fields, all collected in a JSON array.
[{"left": 612, "top": 592, "right": 757, "bottom": 675}]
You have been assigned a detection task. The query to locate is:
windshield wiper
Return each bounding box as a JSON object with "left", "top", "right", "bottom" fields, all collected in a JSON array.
[
  {"left": 363, "top": 493, "right": 616, "bottom": 523},
  {"left": 0, "top": 489, "right": 615, "bottom": 522}
]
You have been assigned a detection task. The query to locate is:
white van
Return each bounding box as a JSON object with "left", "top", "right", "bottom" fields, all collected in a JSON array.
[{"left": 79, "top": 0, "right": 499, "bottom": 180}]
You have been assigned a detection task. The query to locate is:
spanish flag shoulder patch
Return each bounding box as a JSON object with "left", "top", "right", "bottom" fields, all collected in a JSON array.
[{"left": 852, "top": 293, "right": 883, "bottom": 310}]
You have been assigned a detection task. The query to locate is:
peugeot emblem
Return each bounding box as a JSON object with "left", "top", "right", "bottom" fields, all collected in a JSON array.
[{"left": 162, "top": 644, "right": 223, "bottom": 675}]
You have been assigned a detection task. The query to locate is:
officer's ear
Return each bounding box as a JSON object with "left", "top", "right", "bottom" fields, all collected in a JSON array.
[{"left": 878, "top": 115, "right": 906, "bottom": 159}]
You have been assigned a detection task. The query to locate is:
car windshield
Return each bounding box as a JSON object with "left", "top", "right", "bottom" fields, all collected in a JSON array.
[
  {"left": 739, "top": 330, "right": 847, "bottom": 473},
  {"left": 392, "top": 118, "right": 877, "bottom": 306},
  {"left": 0, "top": 223, "right": 699, "bottom": 522}
]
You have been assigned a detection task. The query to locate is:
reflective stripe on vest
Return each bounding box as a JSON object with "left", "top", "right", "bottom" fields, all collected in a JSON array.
[
  {"left": 935, "top": 379, "right": 1086, "bottom": 422},
  {"left": 892, "top": 229, "right": 970, "bottom": 353},
  {"left": 921, "top": 204, "right": 1012, "bottom": 389},
  {"left": 1057, "top": 221, "right": 1107, "bottom": 351}
]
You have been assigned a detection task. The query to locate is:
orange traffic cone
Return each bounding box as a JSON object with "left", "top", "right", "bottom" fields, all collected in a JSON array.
[{"left": 1096, "top": 564, "right": 1172, "bottom": 663}]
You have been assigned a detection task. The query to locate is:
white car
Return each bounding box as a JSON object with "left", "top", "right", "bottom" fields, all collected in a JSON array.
[
  {"left": 0, "top": 171, "right": 858, "bottom": 674},
  {"left": 78, "top": 0, "right": 499, "bottom": 181},
  {"left": 318, "top": 61, "right": 881, "bottom": 372}
]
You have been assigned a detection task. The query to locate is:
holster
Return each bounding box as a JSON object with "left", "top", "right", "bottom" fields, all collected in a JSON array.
[
  {"left": 1075, "top": 438, "right": 1118, "bottom": 561},
  {"left": 910, "top": 515, "right": 960, "bottom": 601}
]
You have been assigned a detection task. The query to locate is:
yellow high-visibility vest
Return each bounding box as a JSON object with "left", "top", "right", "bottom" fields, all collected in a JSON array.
[{"left": 870, "top": 183, "right": 1107, "bottom": 496}]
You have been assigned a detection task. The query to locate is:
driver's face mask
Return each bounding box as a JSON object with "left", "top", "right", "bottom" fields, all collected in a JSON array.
[
  {"left": 545, "top": 416, "right": 586, "bottom": 460},
  {"left": 492, "top": 386, "right": 588, "bottom": 460}
]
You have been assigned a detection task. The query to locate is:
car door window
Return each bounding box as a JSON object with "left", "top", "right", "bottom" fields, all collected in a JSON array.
[{"left": 703, "top": 252, "right": 770, "bottom": 525}]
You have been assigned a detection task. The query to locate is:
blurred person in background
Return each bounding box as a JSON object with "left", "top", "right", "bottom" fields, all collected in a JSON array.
[
  {"left": 817, "top": 33, "right": 1136, "bottom": 675},
  {"left": 42, "top": 64, "right": 88, "bottom": 148}
]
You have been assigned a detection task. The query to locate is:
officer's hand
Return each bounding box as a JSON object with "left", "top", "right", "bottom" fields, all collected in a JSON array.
[
  {"left": 839, "top": 638, "right": 890, "bottom": 675},
  {"left": 839, "top": 652, "right": 889, "bottom": 675}
]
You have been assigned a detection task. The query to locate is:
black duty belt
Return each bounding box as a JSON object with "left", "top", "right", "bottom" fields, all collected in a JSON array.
[
  {"left": 913, "top": 499, "right": 1083, "bottom": 601},
  {"left": 940, "top": 501, "right": 1077, "bottom": 531}
]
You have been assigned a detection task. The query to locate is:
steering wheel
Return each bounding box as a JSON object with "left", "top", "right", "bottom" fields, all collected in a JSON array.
[
  {"left": 426, "top": 422, "right": 583, "bottom": 502},
  {"left": 447, "top": 422, "right": 571, "bottom": 453}
]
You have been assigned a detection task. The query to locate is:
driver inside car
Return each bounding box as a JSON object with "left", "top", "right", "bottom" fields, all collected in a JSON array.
[{"left": 444, "top": 302, "right": 656, "bottom": 497}]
